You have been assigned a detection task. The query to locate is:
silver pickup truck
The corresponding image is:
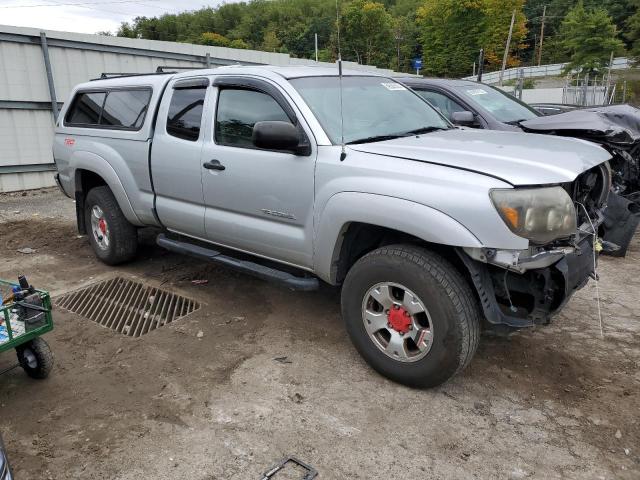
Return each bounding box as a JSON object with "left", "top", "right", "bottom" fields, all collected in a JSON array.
[{"left": 53, "top": 66, "right": 611, "bottom": 387}]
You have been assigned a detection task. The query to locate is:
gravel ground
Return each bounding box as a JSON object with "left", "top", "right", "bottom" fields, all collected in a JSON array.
[{"left": 0, "top": 188, "right": 638, "bottom": 479}]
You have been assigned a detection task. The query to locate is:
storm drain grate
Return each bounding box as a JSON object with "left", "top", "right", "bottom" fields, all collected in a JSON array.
[{"left": 56, "top": 277, "right": 200, "bottom": 337}]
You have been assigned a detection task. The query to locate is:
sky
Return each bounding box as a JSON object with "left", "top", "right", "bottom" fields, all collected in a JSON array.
[{"left": 0, "top": 0, "right": 234, "bottom": 34}]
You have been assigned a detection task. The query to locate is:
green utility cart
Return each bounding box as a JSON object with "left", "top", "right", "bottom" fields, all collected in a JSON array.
[{"left": 0, "top": 278, "right": 54, "bottom": 379}]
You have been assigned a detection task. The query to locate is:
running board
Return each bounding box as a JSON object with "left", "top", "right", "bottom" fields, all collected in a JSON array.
[{"left": 156, "top": 234, "right": 319, "bottom": 291}]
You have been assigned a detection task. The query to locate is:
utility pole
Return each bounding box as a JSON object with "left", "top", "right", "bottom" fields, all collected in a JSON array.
[
  {"left": 499, "top": 10, "right": 516, "bottom": 87},
  {"left": 477, "top": 48, "right": 484, "bottom": 82},
  {"left": 604, "top": 50, "right": 614, "bottom": 104},
  {"left": 315, "top": 33, "right": 318, "bottom": 62},
  {"left": 537, "top": 5, "right": 546, "bottom": 67}
]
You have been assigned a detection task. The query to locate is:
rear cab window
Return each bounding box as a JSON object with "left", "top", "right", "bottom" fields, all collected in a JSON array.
[
  {"left": 65, "top": 92, "right": 105, "bottom": 125},
  {"left": 64, "top": 88, "right": 152, "bottom": 130}
]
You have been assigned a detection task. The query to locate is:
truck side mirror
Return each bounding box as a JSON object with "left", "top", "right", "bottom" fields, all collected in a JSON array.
[
  {"left": 253, "top": 121, "right": 302, "bottom": 153},
  {"left": 451, "top": 110, "right": 477, "bottom": 126}
]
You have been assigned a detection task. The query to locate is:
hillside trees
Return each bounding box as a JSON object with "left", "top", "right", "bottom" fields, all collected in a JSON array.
[{"left": 114, "top": 0, "right": 634, "bottom": 75}]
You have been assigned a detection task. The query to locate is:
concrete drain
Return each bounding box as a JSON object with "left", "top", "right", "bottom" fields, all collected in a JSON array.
[{"left": 56, "top": 277, "right": 200, "bottom": 337}]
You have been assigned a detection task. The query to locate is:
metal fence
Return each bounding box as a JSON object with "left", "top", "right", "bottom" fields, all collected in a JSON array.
[
  {"left": 464, "top": 57, "right": 631, "bottom": 85},
  {"left": 0, "top": 24, "right": 395, "bottom": 192}
]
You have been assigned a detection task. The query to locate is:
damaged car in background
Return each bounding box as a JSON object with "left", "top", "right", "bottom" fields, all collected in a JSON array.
[{"left": 399, "top": 78, "right": 640, "bottom": 257}]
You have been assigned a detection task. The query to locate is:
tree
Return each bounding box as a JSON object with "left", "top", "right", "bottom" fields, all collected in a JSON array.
[
  {"left": 417, "top": 0, "right": 485, "bottom": 77},
  {"left": 391, "top": 15, "right": 418, "bottom": 71},
  {"left": 262, "top": 26, "right": 282, "bottom": 52},
  {"left": 560, "top": 2, "right": 625, "bottom": 74},
  {"left": 199, "top": 32, "right": 231, "bottom": 47},
  {"left": 481, "top": 0, "right": 528, "bottom": 69},
  {"left": 229, "top": 39, "right": 250, "bottom": 50},
  {"left": 342, "top": 0, "right": 395, "bottom": 65},
  {"left": 625, "top": 0, "right": 640, "bottom": 59},
  {"left": 113, "top": 0, "right": 637, "bottom": 74}
]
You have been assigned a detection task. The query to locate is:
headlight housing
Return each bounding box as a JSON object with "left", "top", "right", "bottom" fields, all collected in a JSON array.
[{"left": 490, "top": 186, "right": 577, "bottom": 244}]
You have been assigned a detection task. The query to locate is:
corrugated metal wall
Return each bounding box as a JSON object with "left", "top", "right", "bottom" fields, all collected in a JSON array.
[{"left": 0, "top": 24, "right": 395, "bottom": 193}]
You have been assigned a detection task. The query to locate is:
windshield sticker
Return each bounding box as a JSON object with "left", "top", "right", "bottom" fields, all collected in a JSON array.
[
  {"left": 466, "top": 89, "right": 488, "bottom": 96},
  {"left": 381, "top": 83, "right": 407, "bottom": 91}
]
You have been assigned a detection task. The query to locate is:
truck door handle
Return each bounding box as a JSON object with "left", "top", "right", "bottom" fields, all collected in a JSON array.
[{"left": 203, "top": 159, "right": 225, "bottom": 171}]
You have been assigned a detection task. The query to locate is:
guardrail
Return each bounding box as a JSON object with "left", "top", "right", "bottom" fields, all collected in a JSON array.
[{"left": 464, "top": 57, "right": 632, "bottom": 85}]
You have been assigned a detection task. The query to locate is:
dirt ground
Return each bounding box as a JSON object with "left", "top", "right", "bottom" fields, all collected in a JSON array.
[{"left": 0, "top": 188, "right": 638, "bottom": 480}]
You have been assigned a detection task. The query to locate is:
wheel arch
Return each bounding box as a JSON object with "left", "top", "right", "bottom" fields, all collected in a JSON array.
[
  {"left": 72, "top": 152, "right": 142, "bottom": 233},
  {"left": 314, "top": 192, "right": 483, "bottom": 285}
]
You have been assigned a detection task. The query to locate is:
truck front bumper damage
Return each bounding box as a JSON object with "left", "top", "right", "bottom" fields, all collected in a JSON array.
[{"left": 457, "top": 237, "right": 596, "bottom": 329}]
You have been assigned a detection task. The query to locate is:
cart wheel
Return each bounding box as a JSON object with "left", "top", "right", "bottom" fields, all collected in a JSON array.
[{"left": 16, "top": 338, "right": 54, "bottom": 379}]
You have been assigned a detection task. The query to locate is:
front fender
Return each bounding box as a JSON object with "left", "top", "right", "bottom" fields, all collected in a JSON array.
[
  {"left": 314, "top": 192, "right": 483, "bottom": 284},
  {"left": 72, "top": 151, "right": 143, "bottom": 226}
]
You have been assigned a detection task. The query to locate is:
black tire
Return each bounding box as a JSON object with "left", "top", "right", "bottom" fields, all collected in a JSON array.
[
  {"left": 341, "top": 245, "right": 481, "bottom": 388},
  {"left": 85, "top": 186, "right": 137, "bottom": 265},
  {"left": 16, "top": 337, "right": 54, "bottom": 379}
]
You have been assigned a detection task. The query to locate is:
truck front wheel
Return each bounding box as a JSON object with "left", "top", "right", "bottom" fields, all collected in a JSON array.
[
  {"left": 84, "top": 186, "right": 138, "bottom": 265},
  {"left": 341, "top": 245, "right": 481, "bottom": 388}
]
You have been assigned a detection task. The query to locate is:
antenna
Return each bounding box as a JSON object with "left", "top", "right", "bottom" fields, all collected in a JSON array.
[{"left": 336, "top": 0, "right": 347, "bottom": 161}]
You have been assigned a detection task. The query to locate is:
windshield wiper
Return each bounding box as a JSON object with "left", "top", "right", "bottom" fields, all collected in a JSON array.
[
  {"left": 401, "top": 126, "right": 449, "bottom": 135},
  {"left": 504, "top": 119, "right": 528, "bottom": 126},
  {"left": 346, "top": 127, "right": 448, "bottom": 145},
  {"left": 346, "top": 134, "right": 406, "bottom": 145}
]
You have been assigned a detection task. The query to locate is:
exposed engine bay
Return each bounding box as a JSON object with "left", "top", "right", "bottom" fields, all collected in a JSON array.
[
  {"left": 521, "top": 104, "right": 640, "bottom": 256},
  {"left": 460, "top": 164, "right": 608, "bottom": 331}
]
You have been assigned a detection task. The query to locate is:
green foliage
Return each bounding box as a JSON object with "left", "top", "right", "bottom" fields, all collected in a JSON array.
[
  {"left": 342, "top": 1, "right": 394, "bottom": 65},
  {"left": 626, "top": 0, "right": 640, "bottom": 59},
  {"left": 200, "top": 32, "right": 231, "bottom": 47},
  {"left": 417, "top": 0, "right": 485, "bottom": 77},
  {"left": 229, "top": 39, "right": 250, "bottom": 50},
  {"left": 111, "top": 0, "right": 635, "bottom": 75},
  {"left": 417, "top": 0, "right": 527, "bottom": 77},
  {"left": 559, "top": 2, "right": 625, "bottom": 74},
  {"left": 481, "top": 0, "right": 527, "bottom": 68}
]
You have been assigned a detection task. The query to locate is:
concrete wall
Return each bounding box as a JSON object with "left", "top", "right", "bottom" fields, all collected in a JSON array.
[
  {"left": 500, "top": 86, "right": 566, "bottom": 104},
  {"left": 0, "top": 24, "right": 396, "bottom": 192}
]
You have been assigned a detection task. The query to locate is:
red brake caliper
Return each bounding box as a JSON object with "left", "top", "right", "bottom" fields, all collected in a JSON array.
[
  {"left": 98, "top": 218, "right": 107, "bottom": 235},
  {"left": 387, "top": 305, "right": 412, "bottom": 334}
]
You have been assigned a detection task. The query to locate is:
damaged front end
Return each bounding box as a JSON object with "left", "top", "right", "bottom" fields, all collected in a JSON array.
[
  {"left": 459, "top": 163, "right": 608, "bottom": 331},
  {"left": 521, "top": 104, "right": 640, "bottom": 256}
]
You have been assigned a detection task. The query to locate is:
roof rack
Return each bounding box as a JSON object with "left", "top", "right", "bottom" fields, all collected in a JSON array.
[
  {"left": 91, "top": 71, "right": 176, "bottom": 81},
  {"left": 156, "top": 66, "right": 209, "bottom": 73},
  {"left": 91, "top": 65, "right": 219, "bottom": 81}
]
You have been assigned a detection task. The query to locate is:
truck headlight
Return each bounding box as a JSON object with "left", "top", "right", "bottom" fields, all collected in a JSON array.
[{"left": 490, "top": 187, "right": 577, "bottom": 244}]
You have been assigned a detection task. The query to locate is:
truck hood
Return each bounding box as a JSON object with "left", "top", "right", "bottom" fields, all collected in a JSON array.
[{"left": 348, "top": 128, "right": 610, "bottom": 186}]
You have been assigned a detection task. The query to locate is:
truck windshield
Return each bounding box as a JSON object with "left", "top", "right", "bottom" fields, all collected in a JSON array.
[
  {"left": 290, "top": 76, "right": 450, "bottom": 145},
  {"left": 455, "top": 85, "right": 539, "bottom": 124}
]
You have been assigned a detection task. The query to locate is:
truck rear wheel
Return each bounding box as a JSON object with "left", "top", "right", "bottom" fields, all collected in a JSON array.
[
  {"left": 341, "top": 245, "right": 481, "bottom": 388},
  {"left": 84, "top": 186, "right": 137, "bottom": 265}
]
